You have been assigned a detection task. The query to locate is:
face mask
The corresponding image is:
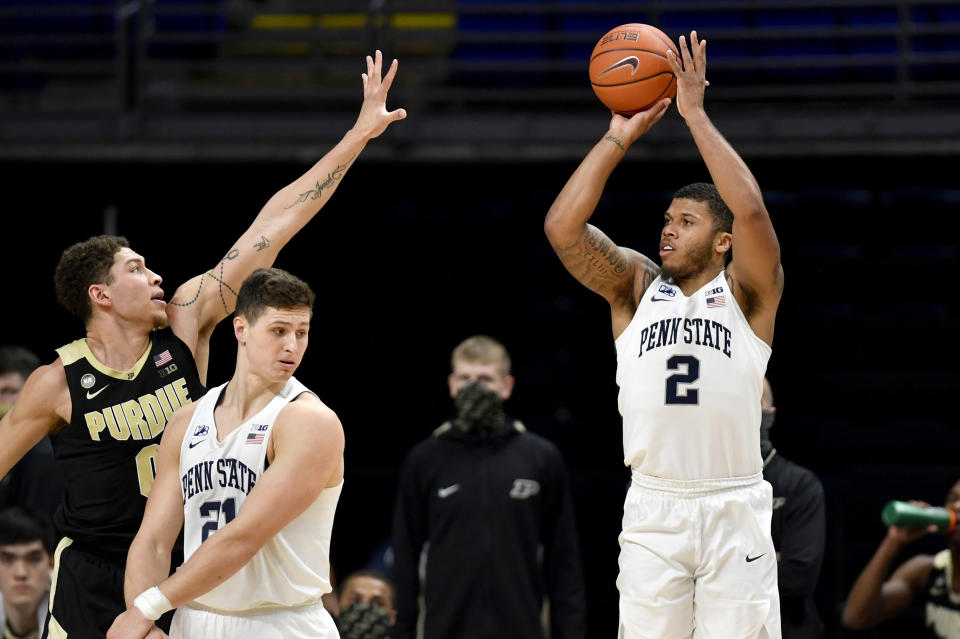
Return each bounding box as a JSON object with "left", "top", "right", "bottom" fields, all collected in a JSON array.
[
  {"left": 760, "top": 408, "right": 775, "bottom": 459},
  {"left": 453, "top": 381, "right": 506, "bottom": 436},
  {"left": 338, "top": 602, "right": 392, "bottom": 639}
]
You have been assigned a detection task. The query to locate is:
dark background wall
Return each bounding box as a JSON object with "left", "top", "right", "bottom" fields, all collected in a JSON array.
[{"left": 2, "top": 150, "right": 957, "bottom": 637}]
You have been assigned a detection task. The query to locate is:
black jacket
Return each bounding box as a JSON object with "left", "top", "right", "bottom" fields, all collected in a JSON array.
[
  {"left": 764, "top": 451, "right": 826, "bottom": 639},
  {"left": 391, "top": 420, "right": 586, "bottom": 639}
]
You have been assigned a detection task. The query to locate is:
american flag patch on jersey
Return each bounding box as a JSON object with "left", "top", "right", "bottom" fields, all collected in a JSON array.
[
  {"left": 246, "top": 432, "right": 265, "bottom": 445},
  {"left": 706, "top": 295, "right": 726, "bottom": 308},
  {"left": 153, "top": 349, "right": 172, "bottom": 367}
]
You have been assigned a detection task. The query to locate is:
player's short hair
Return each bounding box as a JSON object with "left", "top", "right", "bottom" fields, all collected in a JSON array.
[
  {"left": 54, "top": 235, "right": 130, "bottom": 322},
  {"left": 673, "top": 183, "right": 733, "bottom": 234},
  {"left": 0, "top": 346, "right": 40, "bottom": 379},
  {"left": 451, "top": 335, "right": 511, "bottom": 377},
  {"left": 235, "top": 268, "right": 315, "bottom": 326},
  {"left": 0, "top": 507, "right": 56, "bottom": 555},
  {"left": 339, "top": 570, "right": 396, "bottom": 606}
]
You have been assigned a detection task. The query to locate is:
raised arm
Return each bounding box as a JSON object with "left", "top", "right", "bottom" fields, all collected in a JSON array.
[
  {"left": 166, "top": 51, "right": 406, "bottom": 371},
  {"left": 666, "top": 32, "right": 783, "bottom": 343},
  {"left": 0, "top": 362, "right": 69, "bottom": 479},
  {"left": 108, "top": 397, "right": 344, "bottom": 639},
  {"left": 122, "top": 407, "right": 191, "bottom": 607},
  {"left": 544, "top": 102, "right": 668, "bottom": 337}
]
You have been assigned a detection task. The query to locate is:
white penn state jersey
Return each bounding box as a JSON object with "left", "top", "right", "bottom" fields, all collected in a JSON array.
[
  {"left": 179, "top": 377, "right": 342, "bottom": 612},
  {"left": 615, "top": 270, "right": 771, "bottom": 480}
]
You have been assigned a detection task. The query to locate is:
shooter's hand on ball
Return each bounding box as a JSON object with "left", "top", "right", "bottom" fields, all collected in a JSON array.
[
  {"left": 607, "top": 98, "right": 671, "bottom": 150},
  {"left": 666, "top": 31, "right": 710, "bottom": 120},
  {"left": 352, "top": 50, "right": 407, "bottom": 141}
]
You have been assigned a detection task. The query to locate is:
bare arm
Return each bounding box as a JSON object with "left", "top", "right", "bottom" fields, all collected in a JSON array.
[
  {"left": 841, "top": 526, "right": 936, "bottom": 629},
  {"left": 166, "top": 51, "right": 407, "bottom": 375},
  {"left": 666, "top": 32, "right": 783, "bottom": 343},
  {"left": 122, "top": 407, "right": 192, "bottom": 606},
  {"left": 108, "top": 398, "right": 344, "bottom": 639},
  {"left": 0, "top": 362, "right": 69, "bottom": 479},
  {"left": 544, "top": 101, "right": 669, "bottom": 337}
]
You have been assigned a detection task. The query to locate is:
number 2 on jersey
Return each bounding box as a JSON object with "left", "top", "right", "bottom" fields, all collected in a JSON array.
[{"left": 665, "top": 355, "right": 700, "bottom": 404}]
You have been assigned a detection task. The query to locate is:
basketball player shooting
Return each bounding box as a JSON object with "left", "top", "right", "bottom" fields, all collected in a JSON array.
[
  {"left": 545, "top": 31, "right": 784, "bottom": 638},
  {"left": 0, "top": 50, "right": 403, "bottom": 639},
  {"left": 107, "top": 268, "right": 343, "bottom": 639}
]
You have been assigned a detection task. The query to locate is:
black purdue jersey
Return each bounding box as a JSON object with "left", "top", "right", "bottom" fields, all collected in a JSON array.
[
  {"left": 52, "top": 327, "right": 204, "bottom": 558},
  {"left": 923, "top": 549, "right": 960, "bottom": 638}
]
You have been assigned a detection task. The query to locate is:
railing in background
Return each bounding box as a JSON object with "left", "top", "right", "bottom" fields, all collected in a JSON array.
[{"left": 1, "top": 0, "right": 958, "bottom": 157}]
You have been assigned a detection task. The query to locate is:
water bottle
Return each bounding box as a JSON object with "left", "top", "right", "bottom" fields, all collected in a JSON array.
[{"left": 881, "top": 501, "right": 956, "bottom": 533}]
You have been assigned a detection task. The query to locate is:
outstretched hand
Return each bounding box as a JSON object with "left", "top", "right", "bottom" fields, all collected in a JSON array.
[
  {"left": 607, "top": 98, "right": 671, "bottom": 150},
  {"left": 665, "top": 31, "right": 710, "bottom": 120},
  {"left": 353, "top": 50, "right": 407, "bottom": 140}
]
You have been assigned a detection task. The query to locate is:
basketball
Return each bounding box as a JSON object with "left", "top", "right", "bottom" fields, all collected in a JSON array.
[{"left": 589, "top": 24, "right": 678, "bottom": 116}]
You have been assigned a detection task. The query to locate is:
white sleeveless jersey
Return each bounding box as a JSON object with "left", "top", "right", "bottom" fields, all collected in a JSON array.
[
  {"left": 178, "top": 377, "right": 342, "bottom": 611},
  {"left": 615, "top": 271, "right": 771, "bottom": 480}
]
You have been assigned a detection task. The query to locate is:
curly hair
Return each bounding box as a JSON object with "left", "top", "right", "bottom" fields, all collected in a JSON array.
[
  {"left": 673, "top": 183, "right": 733, "bottom": 234},
  {"left": 235, "top": 268, "right": 315, "bottom": 326},
  {"left": 54, "top": 235, "right": 129, "bottom": 322}
]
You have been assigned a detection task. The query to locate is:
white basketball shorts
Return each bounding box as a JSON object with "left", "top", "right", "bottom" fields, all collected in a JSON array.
[
  {"left": 170, "top": 599, "right": 338, "bottom": 639},
  {"left": 617, "top": 471, "right": 781, "bottom": 639}
]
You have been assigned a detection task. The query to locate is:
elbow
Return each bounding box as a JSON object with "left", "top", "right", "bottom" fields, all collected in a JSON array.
[
  {"left": 841, "top": 605, "right": 870, "bottom": 630},
  {"left": 543, "top": 211, "right": 574, "bottom": 247}
]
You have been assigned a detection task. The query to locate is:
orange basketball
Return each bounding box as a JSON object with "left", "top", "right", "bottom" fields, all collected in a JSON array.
[{"left": 589, "top": 23, "right": 678, "bottom": 116}]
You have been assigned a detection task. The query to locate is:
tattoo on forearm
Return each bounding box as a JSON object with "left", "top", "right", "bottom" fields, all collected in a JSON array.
[
  {"left": 254, "top": 235, "right": 270, "bottom": 251},
  {"left": 605, "top": 134, "right": 625, "bottom": 151},
  {"left": 283, "top": 160, "right": 354, "bottom": 210}
]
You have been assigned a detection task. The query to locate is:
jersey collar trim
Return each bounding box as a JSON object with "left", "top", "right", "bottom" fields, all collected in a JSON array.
[{"left": 56, "top": 337, "right": 154, "bottom": 381}]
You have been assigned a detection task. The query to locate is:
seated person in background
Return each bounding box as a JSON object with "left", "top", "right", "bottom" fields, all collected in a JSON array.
[
  {"left": 760, "top": 378, "right": 826, "bottom": 639},
  {"left": 0, "top": 507, "right": 56, "bottom": 639},
  {"left": 337, "top": 570, "right": 396, "bottom": 639},
  {"left": 842, "top": 479, "right": 960, "bottom": 638},
  {"left": 0, "top": 348, "right": 63, "bottom": 521}
]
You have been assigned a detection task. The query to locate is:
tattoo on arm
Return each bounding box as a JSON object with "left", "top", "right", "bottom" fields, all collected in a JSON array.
[
  {"left": 283, "top": 159, "right": 354, "bottom": 210},
  {"left": 254, "top": 235, "right": 270, "bottom": 251},
  {"left": 169, "top": 249, "right": 241, "bottom": 313},
  {"left": 605, "top": 135, "right": 625, "bottom": 151},
  {"left": 554, "top": 226, "right": 632, "bottom": 295}
]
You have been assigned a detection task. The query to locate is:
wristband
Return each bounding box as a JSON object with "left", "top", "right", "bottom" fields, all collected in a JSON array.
[{"left": 133, "top": 586, "right": 173, "bottom": 621}]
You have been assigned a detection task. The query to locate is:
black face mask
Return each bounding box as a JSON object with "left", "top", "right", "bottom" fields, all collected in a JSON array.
[
  {"left": 453, "top": 381, "right": 507, "bottom": 436},
  {"left": 338, "top": 602, "right": 392, "bottom": 639},
  {"left": 760, "top": 408, "right": 775, "bottom": 459}
]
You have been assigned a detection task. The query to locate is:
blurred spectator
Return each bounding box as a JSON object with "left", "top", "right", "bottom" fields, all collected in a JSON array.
[
  {"left": 0, "top": 507, "right": 56, "bottom": 639},
  {"left": 842, "top": 479, "right": 960, "bottom": 637},
  {"left": 337, "top": 570, "right": 396, "bottom": 639},
  {"left": 0, "top": 347, "right": 40, "bottom": 409},
  {"left": 761, "top": 378, "right": 826, "bottom": 639},
  {"left": 0, "top": 347, "right": 63, "bottom": 521},
  {"left": 392, "top": 336, "right": 586, "bottom": 639}
]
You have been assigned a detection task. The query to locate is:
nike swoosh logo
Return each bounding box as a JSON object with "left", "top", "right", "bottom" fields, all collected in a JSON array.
[
  {"left": 438, "top": 484, "right": 460, "bottom": 498},
  {"left": 745, "top": 553, "right": 766, "bottom": 563},
  {"left": 650, "top": 297, "right": 673, "bottom": 302},
  {"left": 598, "top": 56, "right": 640, "bottom": 78},
  {"left": 188, "top": 440, "right": 205, "bottom": 449},
  {"left": 85, "top": 385, "right": 110, "bottom": 399}
]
